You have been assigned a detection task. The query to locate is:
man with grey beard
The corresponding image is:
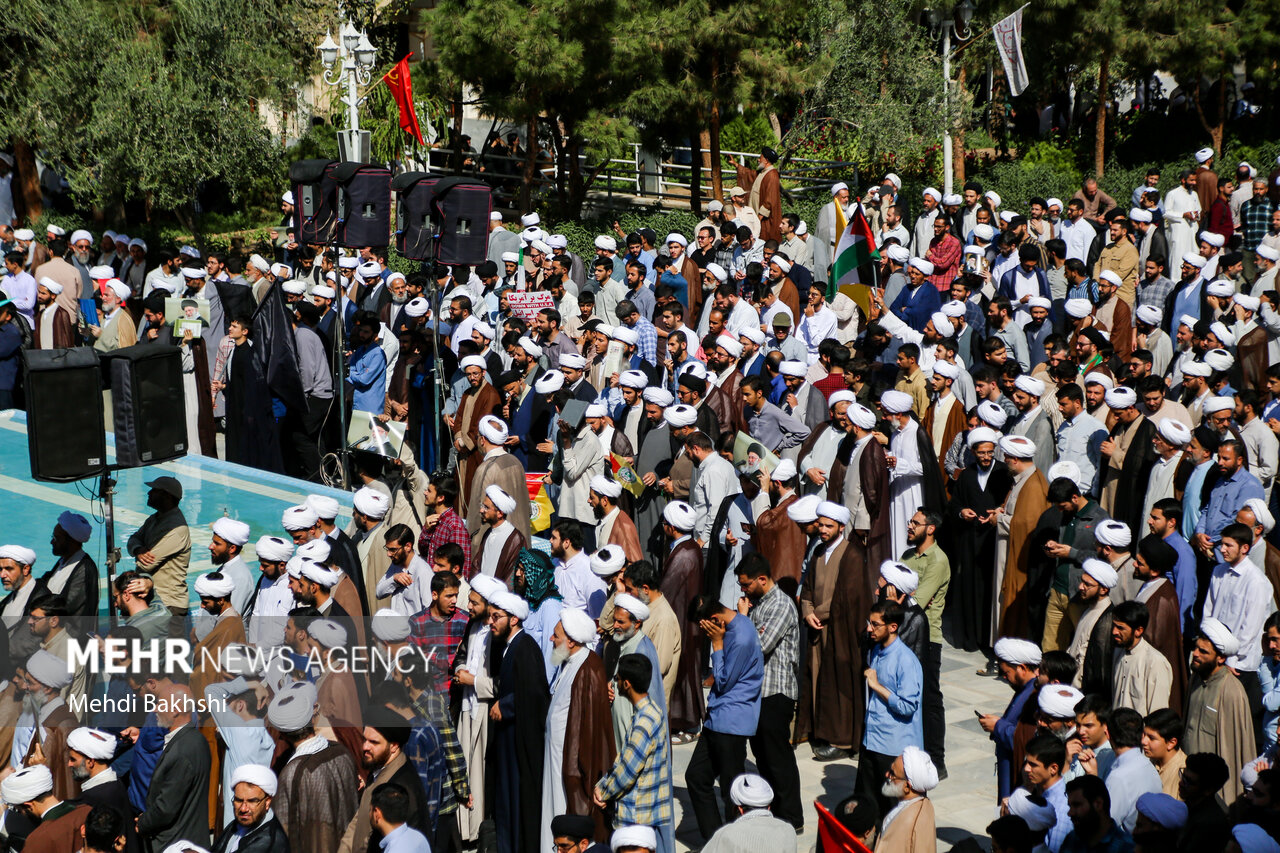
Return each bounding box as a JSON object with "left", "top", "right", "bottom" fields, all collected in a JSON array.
[{"left": 602, "top": 593, "right": 665, "bottom": 747}]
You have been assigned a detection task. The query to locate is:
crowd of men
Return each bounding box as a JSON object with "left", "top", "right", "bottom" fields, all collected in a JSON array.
[{"left": 2, "top": 144, "right": 1280, "bottom": 853}]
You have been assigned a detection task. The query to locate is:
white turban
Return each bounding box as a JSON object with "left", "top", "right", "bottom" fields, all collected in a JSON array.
[
  {"left": 1195, "top": 147, "right": 1214, "bottom": 164},
  {"left": 1201, "top": 231, "right": 1226, "bottom": 248},
  {"left": 1234, "top": 293, "right": 1261, "bottom": 312},
  {"left": 1156, "top": 419, "right": 1191, "bottom": 447},
  {"left": 830, "top": 182, "right": 849, "bottom": 196},
  {"left": 249, "top": 254, "right": 271, "bottom": 273},
  {"left": 403, "top": 297, "right": 429, "bottom": 318},
  {"left": 618, "top": 368, "right": 648, "bottom": 388},
  {"left": 353, "top": 486, "right": 390, "bottom": 520},
  {"left": 1028, "top": 296, "right": 1052, "bottom": 311},
  {"left": 1258, "top": 245, "right": 1280, "bottom": 262},
  {"left": 26, "top": 650, "right": 72, "bottom": 689},
  {"left": 534, "top": 370, "right": 565, "bottom": 394},
  {"left": 267, "top": 681, "right": 318, "bottom": 732},
  {"left": 1038, "top": 685, "right": 1084, "bottom": 718},
  {"left": 13, "top": 228, "right": 35, "bottom": 241},
  {"left": 1200, "top": 617, "right": 1239, "bottom": 657},
  {"left": 1083, "top": 372, "right": 1114, "bottom": 390},
  {"left": 479, "top": 415, "right": 509, "bottom": 445},
  {"left": 1181, "top": 360, "right": 1212, "bottom": 378},
  {"left": 357, "top": 261, "right": 381, "bottom": 279},
  {"left": 973, "top": 224, "right": 996, "bottom": 241},
  {"left": 770, "top": 459, "right": 797, "bottom": 482},
  {"left": 194, "top": 572, "right": 235, "bottom": 599},
  {"left": 848, "top": 404, "right": 877, "bottom": 430},
  {"left": 590, "top": 475, "right": 623, "bottom": 499},
  {"left": 501, "top": 251, "right": 519, "bottom": 264},
  {"left": 281, "top": 504, "right": 318, "bottom": 531},
  {"left": 282, "top": 281, "right": 306, "bottom": 295},
  {"left": 1014, "top": 375, "right": 1045, "bottom": 397},
  {"left": 299, "top": 560, "right": 341, "bottom": 588},
  {"left": 786, "top": 495, "right": 822, "bottom": 524},
  {"left": 967, "top": 426, "right": 1000, "bottom": 449},
  {"left": 470, "top": 575, "right": 506, "bottom": 603},
  {"left": 105, "top": 279, "right": 131, "bottom": 301},
  {"left": 1203, "top": 349, "right": 1234, "bottom": 372},
  {"left": 880, "top": 390, "right": 913, "bottom": 414},
  {"left": 662, "top": 501, "right": 697, "bottom": 532},
  {"left": 740, "top": 326, "right": 766, "bottom": 345},
  {"left": 1081, "top": 558, "right": 1118, "bottom": 589},
  {"left": 38, "top": 277, "right": 63, "bottom": 295},
  {"left": 521, "top": 213, "right": 541, "bottom": 227},
  {"left": 485, "top": 484, "right": 517, "bottom": 515},
  {"left": 1105, "top": 387, "right": 1138, "bottom": 409},
  {"left": 590, "top": 545, "right": 628, "bottom": 576},
  {"left": 594, "top": 235, "right": 617, "bottom": 252},
  {"left": 584, "top": 403, "right": 607, "bottom": 418},
  {"left": 778, "top": 360, "right": 806, "bottom": 378},
  {"left": 1099, "top": 270, "right": 1122, "bottom": 287},
  {"left": 311, "top": 284, "right": 336, "bottom": 299},
  {"left": 817, "top": 501, "right": 850, "bottom": 526},
  {"left": 1048, "top": 460, "right": 1086, "bottom": 492},
  {"left": 560, "top": 353, "right": 587, "bottom": 370},
  {"left": 57, "top": 511, "right": 92, "bottom": 543},
  {"left": 706, "top": 262, "right": 729, "bottom": 283},
  {"left": 729, "top": 773, "right": 774, "bottom": 807},
  {"left": 1094, "top": 520, "right": 1131, "bottom": 549},
  {"left": 1209, "top": 321, "right": 1235, "bottom": 345},
  {"left": 642, "top": 387, "right": 674, "bottom": 407},
  {"left": 1135, "top": 792, "right": 1187, "bottom": 830},
  {"left": 272, "top": 263, "right": 293, "bottom": 279},
  {"left": 1007, "top": 787, "right": 1058, "bottom": 831},
  {"left": 67, "top": 727, "right": 117, "bottom": 760},
  {"left": 1064, "top": 298, "right": 1093, "bottom": 319},
  {"left": 1, "top": 766, "right": 54, "bottom": 805},
  {"left": 665, "top": 232, "right": 688, "bottom": 248},
  {"left": 880, "top": 561, "right": 919, "bottom": 595},
  {"left": 231, "top": 764, "right": 278, "bottom": 797},
  {"left": 611, "top": 825, "right": 657, "bottom": 852},
  {"left": 977, "top": 400, "right": 1008, "bottom": 428},
  {"left": 517, "top": 336, "right": 543, "bottom": 357},
  {"left": 999, "top": 435, "right": 1036, "bottom": 459},
  {"left": 770, "top": 256, "right": 792, "bottom": 274},
  {"left": 908, "top": 258, "right": 935, "bottom": 276},
  {"left": 1135, "top": 304, "right": 1163, "bottom": 326},
  {"left": 296, "top": 538, "right": 331, "bottom": 563},
  {"left": 1201, "top": 395, "right": 1234, "bottom": 414},
  {"left": 994, "top": 638, "right": 1042, "bottom": 666},
  {"left": 1244, "top": 497, "right": 1275, "bottom": 534},
  {"left": 929, "top": 312, "right": 955, "bottom": 338},
  {"left": 491, "top": 591, "right": 529, "bottom": 621},
  {"left": 943, "top": 193, "right": 962, "bottom": 206},
  {"left": 372, "top": 609, "right": 412, "bottom": 642},
  {"left": 211, "top": 517, "right": 251, "bottom": 547},
  {"left": 985, "top": 190, "right": 1002, "bottom": 207},
  {"left": 70, "top": 229, "right": 93, "bottom": 244},
  {"left": 1181, "top": 252, "right": 1207, "bottom": 269},
  {"left": 473, "top": 320, "right": 495, "bottom": 339},
  {"left": 559, "top": 608, "right": 598, "bottom": 645},
  {"left": 308, "top": 618, "right": 347, "bottom": 648},
  {"left": 922, "top": 187, "right": 941, "bottom": 202},
  {"left": 614, "top": 593, "right": 650, "bottom": 622},
  {"left": 664, "top": 405, "right": 697, "bottom": 428},
  {"left": 1128, "top": 208, "right": 1153, "bottom": 224},
  {"left": 827, "top": 390, "right": 856, "bottom": 409},
  {"left": 901, "top": 746, "right": 939, "bottom": 793}
]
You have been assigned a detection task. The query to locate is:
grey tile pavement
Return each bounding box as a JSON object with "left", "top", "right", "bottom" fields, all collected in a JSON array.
[{"left": 666, "top": 643, "right": 1011, "bottom": 851}]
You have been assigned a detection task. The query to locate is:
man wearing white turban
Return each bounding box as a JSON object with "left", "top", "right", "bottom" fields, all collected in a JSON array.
[
  {"left": 539, "top": 609, "right": 616, "bottom": 852},
  {"left": 66, "top": 727, "right": 132, "bottom": 824},
  {"left": 452, "top": 358, "right": 505, "bottom": 518},
  {"left": 881, "top": 389, "right": 946, "bottom": 563},
  {"left": 1184, "top": 618, "right": 1255, "bottom": 807},
  {"left": 189, "top": 570, "right": 248, "bottom": 703},
  {"left": 876, "top": 747, "right": 938, "bottom": 853},
  {"left": 213, "top": 764, "right": 288, "bottom": 853},
  {"left": 2, "top": 764, "right": 93, "bottom": 853},
  {"left": 695, "top": 772, "right": 795, "bottom": 852},
  {"left": 466, "top": 415, "right": 534, "bottom": 545},
  {"left": 475, "top": 485, "right": 528, "bottom": 583}
]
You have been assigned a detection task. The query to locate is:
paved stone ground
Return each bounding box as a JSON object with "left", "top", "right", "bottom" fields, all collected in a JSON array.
[{"left": 666, "top": 642, "right": 1010, "bottom": 852}]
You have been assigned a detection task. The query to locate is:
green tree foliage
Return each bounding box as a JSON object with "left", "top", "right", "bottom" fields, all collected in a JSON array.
[{"left": 0, "top": 0, "right": 327, "bottom": 225}]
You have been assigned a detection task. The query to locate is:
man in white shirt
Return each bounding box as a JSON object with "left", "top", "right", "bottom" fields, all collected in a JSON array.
[
  {"left": 1058, "top": 199, "right": 1098, "bottom": 263},
  {"left": 1202, "top": 522, "right": 1277, "bottom": 694},
  {"left": 798, "top": 283, "right": 837, "bottom": 365},
  {"left": 686, "top": 431, "right": 741, "bottom": 550}
]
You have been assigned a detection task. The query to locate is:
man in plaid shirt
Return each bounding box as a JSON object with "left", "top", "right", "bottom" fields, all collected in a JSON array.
[
  {"left": 409, "top": 572, "right": 469, "bottom": 692},
  {"left": 594, "top": 653, "right": 674, "bottom": 853},
  {"left": 1240, "top": 179, "right": 1275, "bottom": 280},
  {"left": 736, "top": 552, "right": 803, "bottom": 831},
  {"left": 399, "top": 651, "right": 472, "bottom": 852},
  {"left": 418, "top": 473, "right": 472, "bottom": 579}
]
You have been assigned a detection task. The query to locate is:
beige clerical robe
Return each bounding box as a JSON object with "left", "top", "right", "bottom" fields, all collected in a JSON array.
[
  {"left": 1111, "top": 638, "right": 1172, "bottom": 716},
  {"left": 640, "top": 594, "right": 681, "bottom": 704},
  {"left": 1184, "top": 666, "right": 1255, "bottom": 807},
  {"left": 466, "top": 450, "right": 533, "bottom": 544},
  {"left": 875, "top": 796, "right": 936, "bottom": 853}
]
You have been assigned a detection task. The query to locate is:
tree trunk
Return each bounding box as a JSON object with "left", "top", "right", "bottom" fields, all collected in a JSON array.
[
  {"left": 520, "top": 115, "right": 538, "bottom": 211},
  {"left": 564, "top": 120, "right": 584, "bottom": 218},
  {"left": 1093, "top": 54, "right": 1109, "bottom": 179},
  {"left": 1212, "top": 73, "right": 1226, "bottom": 157},
  {"left": 768, "top": 112, "right": 782, "bottom": 142},
  {"left": 954, "top": 66, "right": 968, "bottom": 186},
  {"left": 11, "top": 139, "right": 42, "bottom": 224},
  {"left": 710, "top": 53, "right": 724, "bottom": 202},
  {"left": 689, "top": 122, "right": 703, "bottom": 213}
]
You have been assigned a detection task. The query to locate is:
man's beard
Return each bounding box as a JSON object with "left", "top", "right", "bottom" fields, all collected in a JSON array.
[
  {"left": 391, "top": 292, "right": 408, "bottom": 305},
  {"left": 23, "top": 691, "right": 46, "bottom": 716},
  {"left": 612, "top": 626, "right": 637, "bottom": 643},
  {"left": 74, "top": 250, "right": 91, "bottom": 264},
  {"left": 592, "top": 504, "right": 605, "bottom": 519},
  {"left": 551, "top": 643, "right": 571, "bottom": 666},
  {"left": 881, "top": 779, "right": 906, "bottom": 800},
  {"left": 1049, "top": 724, "right": 1076, "bottom": 743},
  {"left": 71, "top": 764, "right": 90, "bottom": 782}
]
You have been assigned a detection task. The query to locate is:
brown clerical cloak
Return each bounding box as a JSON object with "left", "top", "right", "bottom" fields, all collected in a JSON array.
[
  {"left": 661, "top": 538, "right": 705, "bottom": 732},
  {"left": 23, "top": 802, "right": 92, "bottom": 853},
  {"left": 858, "top": 437, "right": 893, "bottom": 570},
  {"left": 26, "top": 701, "right": 80, "bottom": 801},
  {"left": 275, "top": 739, "right": 361, "bottom": 853},
  {"left": 754, "top": 493, "right": 807, "bottom": 590},
  {"left": 467, "top": 451, "right": 533, "bottom": 544},
  {"left": 562, "top": 653, "right": 617, "bottom": 842},
  {"left": 455, "top": 382, "right": 503, "bottom": 517},
  {"left": 998, "top": 469, "right": 1050, "bottom": 640},
  {"left": 797, "top": 535, "right": 871, "bottom": 749},
  {"left": 1142, "top": 578, "right": 1186, "bottom": 711}
]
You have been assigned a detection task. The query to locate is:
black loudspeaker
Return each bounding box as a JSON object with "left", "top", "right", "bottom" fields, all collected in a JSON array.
[
  {"left": 391, "top": 173, "right": 492, "bottom": 265},
  {"left": 102, "top": 344, "right": 188, "bottom": 468},
  {"left": 22, "top": 348, "right": 106, "bottom": 482},
  {"left": 289, "top": 159, "right": 338, "bottom": 244},
  {"left": 330, "top": 162, "right": 392, "bottom": 248},
  {"left": 391, "top": 171, "right": 438, "bottom": 261}
]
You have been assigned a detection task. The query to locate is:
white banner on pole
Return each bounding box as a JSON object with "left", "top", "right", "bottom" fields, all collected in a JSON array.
[{"left": 994, "top": 6, "right": 1030, "bottom": 96}]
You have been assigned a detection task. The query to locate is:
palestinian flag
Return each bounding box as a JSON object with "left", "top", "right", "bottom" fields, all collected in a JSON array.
[{"left": 829, "top": 202, "right": 880, "bottom": 315}]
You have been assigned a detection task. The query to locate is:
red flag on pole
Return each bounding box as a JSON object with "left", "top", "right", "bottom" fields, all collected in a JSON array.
[{"left": 382, "top": 54, "right": 424, "bottom": 146}]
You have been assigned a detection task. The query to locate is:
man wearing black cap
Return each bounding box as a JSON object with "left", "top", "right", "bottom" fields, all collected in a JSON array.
[
  {"left": 732, "top": 149, "right": 783, "bottom": 243},
  {"left": 550, "top": 814, "right": 609, "bottom": 853}
]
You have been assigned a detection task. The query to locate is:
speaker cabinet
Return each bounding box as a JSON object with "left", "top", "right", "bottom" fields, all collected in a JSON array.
[
  {"left": 102, "top": 345, "right": 188, "bottom": 468},
  {"left": 289, "top": 159, "right": 338, "bottom": 245},
  {"left": 22, "top": 348, "right": 106, "bottom": 482},
  {"left": 391, "top": 173, "right": 492, "bottom": 265},
  {"left": 330, "top": 162, "right": 392, "bottom": 248},
  {"left": 391, "top": 171, "right": 437, "bottom": 261}
]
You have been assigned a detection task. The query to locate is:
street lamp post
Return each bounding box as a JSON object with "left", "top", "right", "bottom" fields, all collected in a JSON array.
[
  {"left": 317, "top": 21, "right": 378, "bottom": 163},
  {"left": 923, "top": 0, "right": 975, "bottom": 196}
]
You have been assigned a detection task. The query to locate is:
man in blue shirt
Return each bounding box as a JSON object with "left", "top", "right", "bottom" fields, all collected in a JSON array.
[
  {"left": 347, "top": 310, "right": 387, "bottom": 415},
  {"left": 684, "top": 593, "right": 764, "bottom": 844},
  {"left": 1193, "top": 439, "right": 1264, "bottom": 553},
  {"left": 857, "top": 598, "right": 923, "bottom": 819},
  {"left": 1148, "top": 497, "right": 1199, "bottom": 628},
  {"left": 977, "top": 638, "right": 1042, "bottom": 801}
]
